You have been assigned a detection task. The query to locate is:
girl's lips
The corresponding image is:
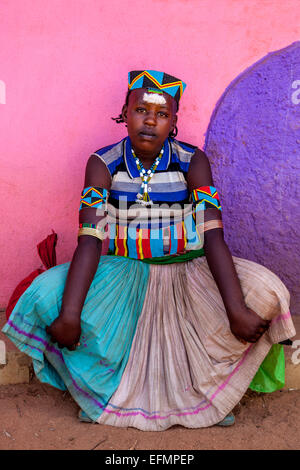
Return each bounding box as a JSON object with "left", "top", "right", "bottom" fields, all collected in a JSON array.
[{"left": 139, "top": 131, "right": 157, "bottom": 140}]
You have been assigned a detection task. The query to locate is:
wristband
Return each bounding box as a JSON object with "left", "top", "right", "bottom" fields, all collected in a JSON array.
[
  {"left": 203, "top": 219, "right": 223, "bottom": 232},
  {"left": 78, "top": 223, "right": 107, "bottom": 241}
]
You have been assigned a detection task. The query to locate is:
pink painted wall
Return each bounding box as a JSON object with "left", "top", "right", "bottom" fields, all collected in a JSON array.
[{"left": 1, "top": 0, "right": 300, "bottom": 307}]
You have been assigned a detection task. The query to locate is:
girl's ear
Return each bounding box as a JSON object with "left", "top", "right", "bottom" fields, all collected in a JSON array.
[
  {"left": 171, "top": 114, "right": 178, "bottom": 134},
  {"left": 122, "top": 104, "right": 128, "bottom": 123}
]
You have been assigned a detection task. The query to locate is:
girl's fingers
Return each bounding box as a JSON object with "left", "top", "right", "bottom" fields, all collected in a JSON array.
[
  {"left": 252, "top": 331, "right": 265, "bottom": 342},
  {"left": 46, "top": 326, "right": 57, "bottom": 344},
  {"left": 238, "top": 337, "right": 247, "bottom": 345},
  {"left": 234, "top": 335, "right": 247, "bottom": 345}
]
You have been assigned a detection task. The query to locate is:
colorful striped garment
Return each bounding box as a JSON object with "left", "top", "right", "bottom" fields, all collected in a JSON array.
[
  {"left": 2, "top": 136, "right": 296, "bottom": 431},
  {"left": 91, "top": 137, "right": 205, "bottom": 259}
]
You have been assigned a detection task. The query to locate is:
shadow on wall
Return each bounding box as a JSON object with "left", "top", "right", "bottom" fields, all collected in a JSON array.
[{"left": 204, "top": 41, "right": 300, "bottom": 315}]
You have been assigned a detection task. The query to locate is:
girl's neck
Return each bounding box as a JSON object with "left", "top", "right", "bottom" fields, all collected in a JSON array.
[
  {"left": 131, "top": 144, "right": 163, "bottom": 169},
  {"left": 137, "top": 154, "right": 157, "bottom": 169}
]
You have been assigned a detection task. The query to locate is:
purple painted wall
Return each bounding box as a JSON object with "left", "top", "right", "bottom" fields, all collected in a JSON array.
[{"left": 205, "top": 42, "right": 300, "bottom": 315}]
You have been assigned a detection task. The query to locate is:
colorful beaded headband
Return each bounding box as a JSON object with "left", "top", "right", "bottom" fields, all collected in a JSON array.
[{"left": 128, "top": 70, "right": 186, "bottom": 104}]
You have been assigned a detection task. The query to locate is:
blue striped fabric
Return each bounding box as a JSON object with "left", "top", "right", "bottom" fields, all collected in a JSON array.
[
  {"left": 92, "top": 137, "right": 196, "bottom": 206},
  {"left": 92, "top": 137, "right": 204, "bottom": 258}
]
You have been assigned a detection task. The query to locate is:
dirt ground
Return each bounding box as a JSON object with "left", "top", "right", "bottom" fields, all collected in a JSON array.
[{"left": 0, "top": 376, "right": 300, "bottom": 451}]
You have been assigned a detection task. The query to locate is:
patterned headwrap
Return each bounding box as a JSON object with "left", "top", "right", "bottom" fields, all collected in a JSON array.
[{"left": 128, "top": 70, "right": 186, "bottom": 104}]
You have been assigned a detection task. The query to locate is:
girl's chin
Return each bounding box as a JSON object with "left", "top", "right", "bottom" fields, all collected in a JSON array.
[
  {"left": 130, "top": 135, "right": 165, "bottom": 153},
  {"left": 133, "top": 143, "right": 160, "bottom": 156}
]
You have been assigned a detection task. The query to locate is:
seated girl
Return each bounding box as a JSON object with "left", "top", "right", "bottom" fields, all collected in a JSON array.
[{"left": 3, "top": 70, "right": 295, "bottom": 430}]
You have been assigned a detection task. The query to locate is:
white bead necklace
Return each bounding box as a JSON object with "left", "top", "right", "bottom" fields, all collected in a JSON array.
[{"left": 131, "top": 147, "right": 164, "bottom": 206}]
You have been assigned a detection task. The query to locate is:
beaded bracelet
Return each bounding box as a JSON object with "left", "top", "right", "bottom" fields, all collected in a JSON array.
[
  {"left": 78, "top": 223, "right": 107, "bottom": 241},
  {"left": 202, "top": 220, "right": 223, "bottom": 232},
  {"left": 191, "top": 186, "right": 222, "bottom": 211}
]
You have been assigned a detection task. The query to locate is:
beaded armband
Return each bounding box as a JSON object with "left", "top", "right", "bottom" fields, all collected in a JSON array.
[
  {"left": 79, "top": 187, "right": 109, "bottom": 211},
  {"left": 191, "top": 186, "right": 222, "bottom": 211},
  {"left": 78, "top": 187, "right": 109, "bottom": 241}
]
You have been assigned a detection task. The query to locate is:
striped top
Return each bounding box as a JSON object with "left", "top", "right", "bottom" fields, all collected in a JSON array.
[{"left": 91, "top": 137, "right": 204, "bottom": 260}]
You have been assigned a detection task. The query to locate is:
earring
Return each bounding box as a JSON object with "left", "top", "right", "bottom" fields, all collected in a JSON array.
[{"left": 170, "top": 126, "right": 178, "bottom": 138}]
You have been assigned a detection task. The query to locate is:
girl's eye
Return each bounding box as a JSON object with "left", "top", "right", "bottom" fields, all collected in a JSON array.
[
  {"left": 136, "top": 107, "right": 146, "bottom": 113},
  {"left": 158, "top": 112, "right": 168, "bottom": 117}
]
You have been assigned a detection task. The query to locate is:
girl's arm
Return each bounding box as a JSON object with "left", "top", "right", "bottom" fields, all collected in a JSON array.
[
  {"left": 187, "top": 149, "right": 270, "bottom": 343},
  {"left": 46, "top": 155, "right": 111, "bottom": 350}
]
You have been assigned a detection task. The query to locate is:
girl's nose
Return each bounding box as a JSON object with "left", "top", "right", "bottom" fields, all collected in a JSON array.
[{"left": 144, "top": 111, "right": 157, "bottom": 126}]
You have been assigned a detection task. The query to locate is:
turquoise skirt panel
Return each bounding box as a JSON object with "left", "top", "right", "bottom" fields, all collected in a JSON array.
[{"left": 2, "top": 256, "right": 150, "bottom": 421}]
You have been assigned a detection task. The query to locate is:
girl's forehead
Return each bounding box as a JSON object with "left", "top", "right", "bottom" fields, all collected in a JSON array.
[
  {"left": 129, "top": 88, "right": 176, "bottom": 109},
  {"left": 142, "top": 92, "right": 167, "bottom": 105}
]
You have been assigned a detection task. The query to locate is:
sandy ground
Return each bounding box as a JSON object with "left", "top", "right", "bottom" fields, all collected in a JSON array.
[{"left": 0, "top": 376, "right": 300, "bottom": 451}]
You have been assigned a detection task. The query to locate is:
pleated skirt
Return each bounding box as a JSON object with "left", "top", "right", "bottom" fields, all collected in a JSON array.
[{"left": 2, "top": 255, "right": 295, "bottom": 431}]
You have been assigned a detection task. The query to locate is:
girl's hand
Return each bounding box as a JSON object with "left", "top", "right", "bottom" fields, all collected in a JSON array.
[
  {"left": 46, "top": 314, "right": 81, "bottom": 351},
  {"left": 229, "top": 307, "right": 271, "bottom": 344}
]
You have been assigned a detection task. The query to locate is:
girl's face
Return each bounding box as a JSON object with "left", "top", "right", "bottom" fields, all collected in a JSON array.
[{"left": 122, "top": 88, "right": 177, "bottom": 157}]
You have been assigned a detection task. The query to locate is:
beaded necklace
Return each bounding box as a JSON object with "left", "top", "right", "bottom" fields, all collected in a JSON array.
[{"left": 131, "top": 147, "right": 164, "bottom": 206}]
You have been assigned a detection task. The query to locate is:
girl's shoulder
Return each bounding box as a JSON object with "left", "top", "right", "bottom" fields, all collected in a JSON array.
[
  {"left": 90, "top": 138, "right": 126, "bottom": 177},
  {"left": 170, "top": 138, "right": 198, "bottom": 152},
  {"left": 169, "top": 138, "right": 199, "bottom": 173}
]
